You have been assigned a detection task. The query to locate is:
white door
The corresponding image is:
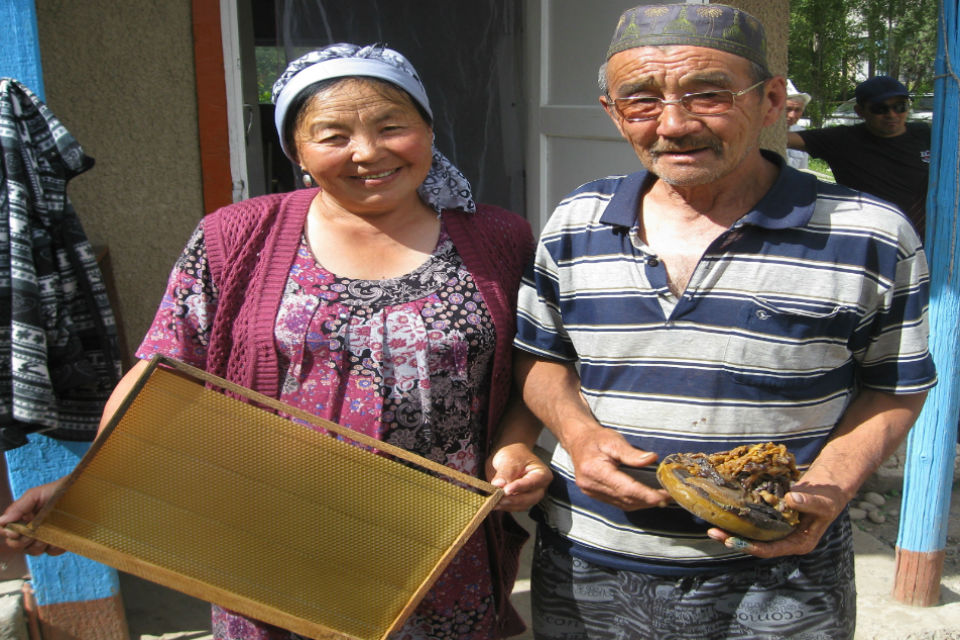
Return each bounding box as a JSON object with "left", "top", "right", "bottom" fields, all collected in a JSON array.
[
  {"left": 523, "top": 0, "right": 707, "bottom": 230},
  {"left": 220, "top": 0, "right": 266, "bottom": 201}
]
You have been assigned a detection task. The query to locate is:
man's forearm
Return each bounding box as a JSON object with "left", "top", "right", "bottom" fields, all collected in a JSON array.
[
  {"left": 512, "top": 349, "right": 669, "bottom": 509},
  {"left": 513, "top": 350, "right": 600, "bottom": 446},
  {"left": 800, "top": 389, "right": 927, "bottom": 502},
  {"left": 706, "top": 388, "right": 927, "bottom": 558}
]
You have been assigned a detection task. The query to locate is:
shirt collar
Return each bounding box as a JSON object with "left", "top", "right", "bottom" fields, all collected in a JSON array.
[{"left": 598, "top": 150, "right": 819, "bottom": 231}]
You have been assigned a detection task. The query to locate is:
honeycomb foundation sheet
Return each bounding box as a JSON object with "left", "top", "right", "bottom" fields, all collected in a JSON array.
[{"left": 7, "top": 356, "right": 502, "bottom": 640}]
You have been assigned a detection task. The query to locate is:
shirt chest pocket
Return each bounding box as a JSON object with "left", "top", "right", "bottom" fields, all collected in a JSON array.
[{"left": 722, "top": 299, "right": 857, "bottom": 389}]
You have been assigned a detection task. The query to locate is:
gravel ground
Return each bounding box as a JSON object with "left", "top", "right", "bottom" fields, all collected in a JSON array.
[
  {"left": 854, "top": 443, "right": 960, "bottom": 592},
  {"left": 851, "top": 443, "right": 960, "bottom": 640}
]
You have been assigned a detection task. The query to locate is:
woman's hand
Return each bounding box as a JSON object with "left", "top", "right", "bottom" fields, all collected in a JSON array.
[
  {"left": 486, "top": 443, "right": 553, "bottom": 512},
  {"left": 0, "top": 478, "right": 68, "bottom": 556},
  {"left": 0, "top": 364, "right": 154, "bottom": 558}
]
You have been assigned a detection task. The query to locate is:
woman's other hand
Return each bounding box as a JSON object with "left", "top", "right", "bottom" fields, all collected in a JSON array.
[
  {"left": 0, "top": 478, "right": 67, "bottom": 555},
  {"left": 486, "top": 442, "right": 552, "bottom": 512}
]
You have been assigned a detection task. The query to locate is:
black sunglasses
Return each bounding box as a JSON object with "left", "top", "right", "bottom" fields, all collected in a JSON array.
[{"left": 867, "top": 101, "right": 909, "bottom": 115}]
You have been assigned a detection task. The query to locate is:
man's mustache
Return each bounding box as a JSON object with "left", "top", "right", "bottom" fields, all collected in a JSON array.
[{"left": 649, "top": 137, "right": 723, "bottom": 157}]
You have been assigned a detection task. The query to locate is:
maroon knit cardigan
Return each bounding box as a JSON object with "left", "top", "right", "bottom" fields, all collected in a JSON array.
[{"left": 202, "top": 187, "right": 534, "bottom": 637}]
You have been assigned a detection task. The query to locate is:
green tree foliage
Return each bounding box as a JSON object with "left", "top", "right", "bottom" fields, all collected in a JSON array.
[
  {"left": 788, "top": 0, "right": 938, "bottom": 126},
  {"left": 788, "top": 0, "right": 853, "bottom": 126}
]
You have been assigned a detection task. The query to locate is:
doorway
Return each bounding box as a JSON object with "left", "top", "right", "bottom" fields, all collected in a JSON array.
[{"left": 233, "top": 0, "right": 527, "bottom": 215}]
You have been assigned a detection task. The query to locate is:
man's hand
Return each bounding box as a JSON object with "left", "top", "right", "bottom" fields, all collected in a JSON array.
[
  {"left": 707, "top": 389, "right": 926, "bottom": 558},
  {"left": 563, "top": 422, "right": 671, "bottom": 511},
  {"left": 514, "top": 351, "right": 671, "bottom": 512},
  {"left": 707, "top": 480, "right": 846, "bottom": 557},
  {"left": 487, "top": 443, "right": 553, "bottom": 512},
  {"left": 0, "top": 479, "right": 67, "bottom": 556}
]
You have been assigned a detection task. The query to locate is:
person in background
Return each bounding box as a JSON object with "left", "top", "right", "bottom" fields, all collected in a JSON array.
[
  {"left": 0, "top": 43, "right": 550, "bottom": 640},
  {"left": 514, "top": 4, "right": 935, "bottom": 638},
  {"left": 785, "top": 78, "right": 811, "bottom": 170},
  {"left": 787, "top": 75, "right": 931, "bottom": 237}
]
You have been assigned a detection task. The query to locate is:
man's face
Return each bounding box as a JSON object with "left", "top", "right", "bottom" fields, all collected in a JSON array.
[
  {"left": 600, "top": 46, "right": 783, "bottom": 188},
  {"left": 855, "top": 96, "right": 909, "bottom": 138},
  {"left": 785, "top": 99, "right": 805, "bottom": 126}
]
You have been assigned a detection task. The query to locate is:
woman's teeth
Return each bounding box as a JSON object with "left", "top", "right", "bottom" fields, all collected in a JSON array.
[{"left": 358, "top": 170, "right": 395, "bottom": 179}]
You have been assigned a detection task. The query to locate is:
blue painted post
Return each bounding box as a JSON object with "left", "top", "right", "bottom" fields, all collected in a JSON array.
[
  {"left": 1, "top": 0, "right": 129, "bottom": 636},
  {"left": 893, "top": 0, "right": 960, "bottom": 607},
  {"left": 0, "top": 0, "right": 44, "bottom": 98}
]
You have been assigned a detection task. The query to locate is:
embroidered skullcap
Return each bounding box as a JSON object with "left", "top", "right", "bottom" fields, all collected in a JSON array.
[
  {"left": 605, "top": 3, "right": 768, "bottom": 71},
  {"left": 272, "top": 43, "right": 433, "bottom": 161},
  {"left": 271, "top": 43, "right": 475, "bottom": 214}
]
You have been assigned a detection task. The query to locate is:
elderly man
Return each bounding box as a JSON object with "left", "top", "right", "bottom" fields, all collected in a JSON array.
[
  {"left": 788, "top": 75, "right": 931, "bottom": 237},
  {"left": 514, "top": 4, "right": 935, "bottom": 639},
  {"left": 785, "top": 79, "right": 811, "bottom": 170}
]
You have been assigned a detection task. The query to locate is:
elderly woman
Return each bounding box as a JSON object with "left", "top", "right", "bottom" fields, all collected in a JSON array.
[{"left": 0, "top": 43, "right": 548, "bottom": 640}]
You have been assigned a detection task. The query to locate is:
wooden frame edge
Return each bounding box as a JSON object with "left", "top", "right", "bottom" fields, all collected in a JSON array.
[
  {"left": 13, "top": 358, "right": 161, "bottom": 532},
  {"left": 383, "top": 489, "right": 503, "bottom": 636},
  {"left": 9, "top": 523, "right": 355, "bottom": 640}
]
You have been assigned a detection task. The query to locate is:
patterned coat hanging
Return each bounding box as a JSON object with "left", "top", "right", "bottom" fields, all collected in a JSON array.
[{"left": 0, "top": 77, "right": 122, "bottom": 450}]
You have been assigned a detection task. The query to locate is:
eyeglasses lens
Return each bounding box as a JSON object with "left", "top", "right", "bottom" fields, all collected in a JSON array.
[
  {"left": 685, "top": 92, "right": 735, "bottom": 114},
  {"left": 868, "top": 102, "right": 908, "bottom": 115},
  {"left": 617, "top": 92, "right": 734, "bottom": 120}
]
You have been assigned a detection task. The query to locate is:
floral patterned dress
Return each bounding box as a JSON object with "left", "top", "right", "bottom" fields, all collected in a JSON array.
[{"left": 137, "top": 222, "right": 499, "bottom": 640}]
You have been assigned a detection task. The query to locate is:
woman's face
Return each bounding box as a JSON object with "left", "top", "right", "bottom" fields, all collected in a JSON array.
[{"left": 293, "top": 79, "right": 434, "bottom": 217}]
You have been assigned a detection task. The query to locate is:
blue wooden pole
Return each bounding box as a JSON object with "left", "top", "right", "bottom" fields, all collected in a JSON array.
[
  {"left": 893, "top": 0, "right": 960, "bottom": 607},
  {"left": 0, "top": 0, "right": 44, "bottom": 98},
  {"left": 1, "top": 0, "right": 128, "bottom": 635}
]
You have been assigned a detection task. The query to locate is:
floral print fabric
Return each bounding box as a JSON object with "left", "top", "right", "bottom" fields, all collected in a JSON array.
[{"left": 137, "top": 222, "right": 499, "bottom": 639}]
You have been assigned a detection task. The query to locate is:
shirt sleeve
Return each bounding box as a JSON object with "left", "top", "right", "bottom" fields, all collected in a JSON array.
[
  {"left": 513, "top": 238, "right": 578, "bottom": 362},
  {"left": 855, "top": 225, "right": 937, "bottom": 394},
  {"left": 796, "top": 126, "right": 844, "bottom": 161},
  {"left": 135, "top": 220, "right": 219, "bottom": 367}
]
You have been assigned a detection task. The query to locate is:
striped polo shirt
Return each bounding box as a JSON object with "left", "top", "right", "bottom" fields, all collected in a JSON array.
[{"left": 514, "top": 158, "right": 937, "bottom": 573}]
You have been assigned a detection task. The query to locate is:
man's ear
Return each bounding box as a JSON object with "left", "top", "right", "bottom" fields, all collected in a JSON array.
[
  {"left": 854, "top": 103, "right": 865, "bottom": 119},
  {"left": 761, "top": 76, "right": 787, "bottom": 128}
]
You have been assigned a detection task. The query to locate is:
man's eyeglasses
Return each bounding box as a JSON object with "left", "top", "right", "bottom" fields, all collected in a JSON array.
[
  {"left": 608, "top": 80, "right": 766, "bottom": 122},
  {"left": 867, "top": 101, "right": 909, "bottom": 115}
]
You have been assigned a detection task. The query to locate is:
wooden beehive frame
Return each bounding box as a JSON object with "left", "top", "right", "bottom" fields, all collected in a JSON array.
[{"left": 6, "top": 356, "right": 502, "bottom": 640}]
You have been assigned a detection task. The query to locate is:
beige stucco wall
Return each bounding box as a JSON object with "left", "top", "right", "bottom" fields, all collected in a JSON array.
[
  {"left": 35, "top": 0, "right": 205, "bottom": 364},
  {"left": 718, "top": 0, "right": 790, "bottom": 155}
]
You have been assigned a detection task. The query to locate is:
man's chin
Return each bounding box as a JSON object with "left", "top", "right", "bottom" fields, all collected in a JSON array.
[{"left": 651, "top": 165, "right": 724, "bottom": 187}]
